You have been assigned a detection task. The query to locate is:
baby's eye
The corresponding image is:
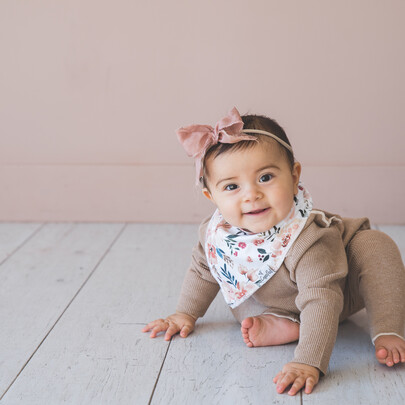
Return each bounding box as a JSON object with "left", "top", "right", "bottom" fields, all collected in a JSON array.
[
  {"left": 224, "top": 184, "right": 238, "bottom": 191},
  {"left": 259, "top": 174, "right": 273, "bottom": 183}
]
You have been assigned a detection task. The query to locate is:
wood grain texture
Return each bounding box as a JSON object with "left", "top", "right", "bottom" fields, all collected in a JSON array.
[
  {"left": 0, "top": 223, "right": 42, "bottom": 264},
  {"left": 152, "top": 294, "right": 300, "bottom": 405},
  {"left": 0, "top": 223, "right": 124, "bottom": 398},
  {"left": 1, "top": 223, "right": 404, "bottom": 404},
  {"left": 1, "top": 224, "right": 198, "bottom": 404}
]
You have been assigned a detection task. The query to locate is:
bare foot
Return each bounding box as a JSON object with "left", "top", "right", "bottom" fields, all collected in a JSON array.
[
  {"left": 374, "top": 335, "right": 405, "bottom": 367},
  {"left": 241, "top": 314, "right": 299, "bottom": 348}
]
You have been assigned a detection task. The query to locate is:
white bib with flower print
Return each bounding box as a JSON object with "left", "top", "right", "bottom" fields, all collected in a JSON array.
[{"left": 205, "top": 182, "right": 313, "bottom": 308}]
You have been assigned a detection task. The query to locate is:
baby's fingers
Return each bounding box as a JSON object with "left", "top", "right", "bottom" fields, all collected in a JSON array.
[
  {"left": 179, "top": 324, "right": 193, "bottom": 338},
  {"left": 276, "top": 373, "right": 296, "bottom": 394},
  {"left": 276, "top": 372, "right": 308, "bottom": 396},
  {"left": 288, "top": 376, "right": 307, "bottom": 396},
  {"left": 164, "top": 324, "right": 181, "bottom": 341},
  {"left": 304, "top": 376, "right": 317, "bottom": 394},
  {"left": 273, "top": 371, "right": 282, "bottom": 384},
  {"left": 141, "top": 322, "right": 156, "bottom": 333},
  {"left": 142, "top": 319, "right": 169, "bottom": 338}
]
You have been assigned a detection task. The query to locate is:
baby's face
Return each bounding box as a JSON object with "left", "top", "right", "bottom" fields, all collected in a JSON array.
[{"left": 203, "top": 140, "right": 301, "bottom": 233}]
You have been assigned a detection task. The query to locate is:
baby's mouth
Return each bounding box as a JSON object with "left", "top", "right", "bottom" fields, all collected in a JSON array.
[{"left": 245, "top": 208, "right": 270, "bottom": 216}]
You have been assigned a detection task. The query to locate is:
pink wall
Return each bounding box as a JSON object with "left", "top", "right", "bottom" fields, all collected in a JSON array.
[{"left": 1, "top": 1, "right": 404, "bottom": 224}]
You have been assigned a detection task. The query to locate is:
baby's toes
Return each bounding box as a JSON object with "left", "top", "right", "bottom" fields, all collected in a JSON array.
[
  {"left": 392, "top": 349, "right": 401, "bottom": 364},
  {"left": 385, "top": 351, "right": 394, "bottom": 367},
  {"left": 375, "top": 347, "right": 388, "bottom": 364},
  {"left": 244, "top": 338, "right": 253, "bottom": 347}
]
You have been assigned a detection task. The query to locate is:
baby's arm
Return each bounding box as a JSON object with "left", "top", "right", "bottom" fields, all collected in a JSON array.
[
  {"left": 142, "top": 312, "right": 197, "bottom": 341},
  {"left": 291, "top": 231, "right": 347, "bottom": 375},
  {"left": 276, "top": 225, "right": 348, "bottom": 394}
]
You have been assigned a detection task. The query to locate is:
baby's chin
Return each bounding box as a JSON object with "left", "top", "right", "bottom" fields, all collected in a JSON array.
[
  {"left": 237, "top": 224, "right": 275, "bottom": 234},
  {"left": 240, "top": 220, "right": 278, "bottom": 234}
]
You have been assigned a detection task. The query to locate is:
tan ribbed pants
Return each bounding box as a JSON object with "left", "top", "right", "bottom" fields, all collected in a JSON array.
[
  {"left": 232, "top": 229, "right": 405, "bottom": 342},
  {"left": 341, "top": 229, "right": 405, "bottom": 342}
]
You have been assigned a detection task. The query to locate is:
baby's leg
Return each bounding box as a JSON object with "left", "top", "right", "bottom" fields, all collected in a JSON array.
[{"left": 347, "top": 229, "right": 405, "bottom": 366}]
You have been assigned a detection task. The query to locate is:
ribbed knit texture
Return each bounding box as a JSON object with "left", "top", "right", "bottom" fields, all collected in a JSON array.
[
  {"left": 346, "top": 229, "right": 405, "bottom": 340},
  {"left": 176, "top": 210, "right": 405, "bottom": 375}
]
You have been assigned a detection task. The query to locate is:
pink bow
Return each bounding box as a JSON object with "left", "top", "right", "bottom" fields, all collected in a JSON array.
[{"left": 177, "top": 107, "right": 256, "bottom": 184}]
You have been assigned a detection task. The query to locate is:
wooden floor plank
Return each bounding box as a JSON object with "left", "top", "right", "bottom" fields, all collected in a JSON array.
[
  {"left": 0, "top": 223, "right": 124, "bottom": 399},
  {"left": 0, "top": 223, "right": 43, "bottom": 264},
  {"left": 2, "top": 223, "right": 405, "bottom": 404},
  {"left": 1, "top": 224, "right": 198, "bottom": 404},
  {"left": 151, "top": 294, "right": 300, "bottom": 405}
]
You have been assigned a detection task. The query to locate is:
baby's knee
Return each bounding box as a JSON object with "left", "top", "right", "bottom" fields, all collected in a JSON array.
[{"left": 347, "top": 229, "right": 403, "bottom": 268}]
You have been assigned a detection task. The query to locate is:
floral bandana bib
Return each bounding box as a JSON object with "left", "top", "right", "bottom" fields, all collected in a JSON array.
[{"left": 205, "top": 182, "right": 313, "bottom": 308}]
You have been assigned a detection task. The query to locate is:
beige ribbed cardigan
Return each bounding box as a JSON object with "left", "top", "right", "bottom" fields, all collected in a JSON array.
[{"left": 176, "top": 210, "right": 372, "bottom": 375}]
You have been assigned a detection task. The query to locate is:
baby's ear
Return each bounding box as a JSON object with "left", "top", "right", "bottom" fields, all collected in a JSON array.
[
  {"left": 292, "top": 162, "right": 302, "bottom": 194},
  {"left": 202, "top": 188, "right": 213, "bottom": 201}
]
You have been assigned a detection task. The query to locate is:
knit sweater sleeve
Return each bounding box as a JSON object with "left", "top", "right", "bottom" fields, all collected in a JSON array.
[
  {"left": 288, "top": 224, "right": 348, "bottom": 375},
  {"left": 176, "top": 217, "right": 220, "bottom": 319}
]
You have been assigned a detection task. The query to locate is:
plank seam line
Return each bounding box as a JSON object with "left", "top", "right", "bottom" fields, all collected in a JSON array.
[
  {"left": 148, "top": 338, "right": 173, "bottom": 405},
  {"left": 0, "top": 223, "right": 128, "bottom": 401},
  {"left": 0, "top": 223, "right": 46, "bottom": 267}
]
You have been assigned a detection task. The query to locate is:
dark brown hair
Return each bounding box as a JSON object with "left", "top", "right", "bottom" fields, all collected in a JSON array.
[{"left": 201, "top": 114, "right": 295, "bottom": 188}]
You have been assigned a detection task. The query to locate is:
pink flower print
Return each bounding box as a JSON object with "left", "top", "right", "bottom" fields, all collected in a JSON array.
[
  {"left": 282, "top": 234, "right": 291, "bottom": 247},
  {"left": 234, "top": 251, "right": 238, "bottom": 256},
  {"left": 247, "top": 256, "right": 253, "bottom": 263},
  {"left": 207, "top": 243, "right": 217, "bottom": 264},
  {"left": 253, "top": 239, "right": 264, "bottom": 246},
  {"left": 239, "top": 265, "right": 248, "bottom": 275},
  {"left": 292, "top": 223, "right": 299, "bottom": 230},
  {"left": 273, "top": 241, "right": 282, "bottom": 250},
  {"left": 238, "top": 242, "right": 247, "bottom": 249},
  {"left": 235, "top": 284, "right": 247, "bottom": 299},
  {"left": 246, "top": 269, "right": 258, "bottom": 282},
  {"left": 235, "top": 290, "right": 246, "bottom": 299}
]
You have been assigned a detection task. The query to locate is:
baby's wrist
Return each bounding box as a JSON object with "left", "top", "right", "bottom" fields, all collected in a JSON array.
[
  {"left": 175, "top": 311, "right": 197, "bottom": 321},
  {"left": 287, "top": 362, "right": 320, "bottom": 375}
]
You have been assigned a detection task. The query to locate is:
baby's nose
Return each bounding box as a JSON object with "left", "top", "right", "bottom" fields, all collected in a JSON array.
[{"left": 243, "top": 185, "right": 262, "bottom": 201}]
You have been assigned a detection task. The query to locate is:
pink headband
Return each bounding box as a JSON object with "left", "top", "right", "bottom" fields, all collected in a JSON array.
[{"left": 176, "top": 107, "right": 293, "bottom": 184}]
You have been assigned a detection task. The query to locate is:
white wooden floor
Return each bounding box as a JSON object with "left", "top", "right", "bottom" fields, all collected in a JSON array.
[{"left": 0, "top": 223, "right": 404, "bottom": 405}]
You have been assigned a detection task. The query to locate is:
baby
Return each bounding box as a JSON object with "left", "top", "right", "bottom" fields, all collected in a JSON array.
[{"left": 143, "top": 107, "right": 405, "bottom": 395}]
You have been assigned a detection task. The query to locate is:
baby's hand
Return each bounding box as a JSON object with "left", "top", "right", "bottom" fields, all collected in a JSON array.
[
  {"left": 273, "top": 362, "right": 320, "bottom": 396},
  {"left": 142, "top": 312, "right": 196, "bottom": 341}
]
